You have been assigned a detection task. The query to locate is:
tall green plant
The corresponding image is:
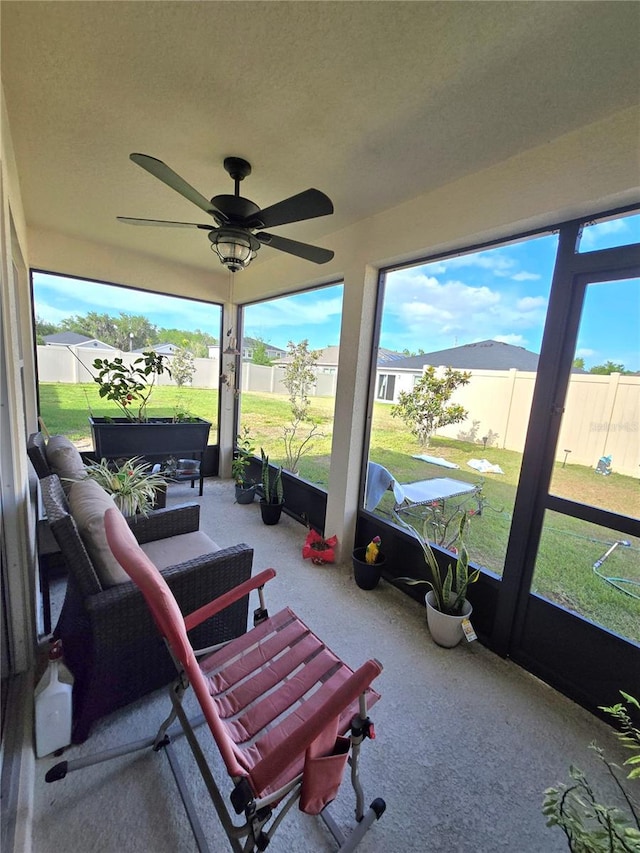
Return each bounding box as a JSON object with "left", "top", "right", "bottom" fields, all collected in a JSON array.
[
  {"left": 542, "top": 692, "right": 640, "bottom": 852},
  {"left": 394, "top": 512, "right": 480, "bottom": 615},
  {"left": 260, "top": 449, "right": 283, "bottom": 505},
  {"left": 232, "top": 427, "right": 256, "bottom": 485},
  {"left": 280, "top": 340, "right": 323, "bottom": 473},
  {"left": 391, "top": 365, "right": 471, "bottom": 447},
  {"left": 90, "top": 351, "right": 171, "bottom": 421}
]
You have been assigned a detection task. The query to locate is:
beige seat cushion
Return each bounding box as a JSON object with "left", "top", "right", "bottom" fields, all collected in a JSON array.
[
  {"left": 140, "top": 531, "right": 220, "bottom": 569},
  {"left": 46, "top": 434, "right": 87, "bottom": 489},
  {"left": 68, "top": 479, "right": 129, "bottom": 587}
]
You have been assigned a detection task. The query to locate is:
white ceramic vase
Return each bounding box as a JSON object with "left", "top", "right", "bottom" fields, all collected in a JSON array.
[{"left": 425, "top": 590, "right": 472, "bottom": 648}]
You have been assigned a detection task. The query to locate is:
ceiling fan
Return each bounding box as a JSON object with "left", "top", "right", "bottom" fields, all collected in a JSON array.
[{"left": 117, "top": 154, "right": 335, "bottom": 272}]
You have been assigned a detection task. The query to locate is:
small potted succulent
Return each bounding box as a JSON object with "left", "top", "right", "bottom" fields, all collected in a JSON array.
[
  {"left": 232, "top": 427, "right": 257, "bottom": 504},
  {"left": 259, "top": 448, "right": 284, "bottom": 525},
  {"left": 302, "top": 528, "right": 338, "bottom": 565},
  {"left": 394, "top": 512, "right": 479, "bottom": 647}
]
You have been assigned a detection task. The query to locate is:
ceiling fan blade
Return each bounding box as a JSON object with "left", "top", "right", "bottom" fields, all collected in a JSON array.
[
  {"left": 117, "top": 216, "right": 212, "bottom": 229},
  {"left": 250, "top": 189, "right": 333, "bottom": 229},
  {"left": 129, "top": 153, "right": 223, "bottom": 219},
  {"left": 257, "top": 232, "right": 334, "bottom": 264}
]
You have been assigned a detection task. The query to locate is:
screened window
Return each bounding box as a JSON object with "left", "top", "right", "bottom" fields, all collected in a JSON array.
[{"left": 239, "top": 283, "right": 343, "bottom": 488}]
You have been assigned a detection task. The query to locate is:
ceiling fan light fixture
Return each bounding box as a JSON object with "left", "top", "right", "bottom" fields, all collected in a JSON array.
[{"left": 209, "top": 227, "right": 260, "bottom": 273}]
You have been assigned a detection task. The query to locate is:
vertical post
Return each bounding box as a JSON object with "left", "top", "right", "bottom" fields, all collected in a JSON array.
[{"left": 324, "top": 261, "right": 379, "bottom": 558}]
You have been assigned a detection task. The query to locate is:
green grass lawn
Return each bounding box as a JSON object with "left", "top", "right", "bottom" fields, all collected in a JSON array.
[
  {"left": 38, "top": 382, "right": 219, "bottom": 443},
  {"left": 39, "top": 383, "right": 640, "bottom": 642}
]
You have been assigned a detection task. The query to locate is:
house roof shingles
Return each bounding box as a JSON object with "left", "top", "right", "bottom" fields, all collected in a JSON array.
[{"left": 388, "top": 340, "right": 540, "bottom": 371}]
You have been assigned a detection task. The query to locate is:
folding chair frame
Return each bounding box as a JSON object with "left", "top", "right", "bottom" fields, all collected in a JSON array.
[{"left": 46, "top": 572, "right": 386, "bottom": 852}]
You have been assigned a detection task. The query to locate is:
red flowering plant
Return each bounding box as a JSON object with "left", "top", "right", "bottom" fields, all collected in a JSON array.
[
  {"left": 302, "top": 528, "right": 338, "bottom": 565},
  {"left": 91, "top": 351, "right": 171, "bottom": 422}
]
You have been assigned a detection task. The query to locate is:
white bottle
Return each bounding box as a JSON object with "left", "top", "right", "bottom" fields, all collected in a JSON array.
[{"left": 34, "top": 641, "right": 73, "bottom": 758}]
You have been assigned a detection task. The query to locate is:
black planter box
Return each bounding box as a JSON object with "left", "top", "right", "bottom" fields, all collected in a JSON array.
[{"left": 89, "top": 417, "right": 211, "bottom": 459}]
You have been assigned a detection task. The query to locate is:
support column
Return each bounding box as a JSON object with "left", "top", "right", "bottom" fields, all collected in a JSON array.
[
  {"left": 218, "top": 302, "right": 237, "bottom": 478},
  {"left": 325, "top": 262, "right": 379, "bottom": 561}
]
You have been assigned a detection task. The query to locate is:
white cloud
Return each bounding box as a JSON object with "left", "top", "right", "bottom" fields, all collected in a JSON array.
[
  {"left": 382, "top": 267, "right": 547, "bottom": 352},
  {"left": 516, "top": 296, "right": 547, "bottom": 312},
  {"left": 246, "top": 296, "right": 343, "bottom": 331},
  {"left": 512, "top": 271, "right": 541, "bottom": 281},
  {"left": 575, "top": 347, "right": 596, "bottom": 359},
  {"left": 494, "top": 334, "right": 526, "bottom": 346},
  {"left": 441, "top": 252, "right": 516, "bottom": 277}
]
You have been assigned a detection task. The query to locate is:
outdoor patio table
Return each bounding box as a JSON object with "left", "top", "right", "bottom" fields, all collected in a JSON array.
[{"left": 397, "top": 476, "right": 480, "bottom": 508}]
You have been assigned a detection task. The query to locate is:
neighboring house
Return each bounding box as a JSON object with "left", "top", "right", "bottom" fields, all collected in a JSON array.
[
  {"left": 374, "top": 340, "right": 542, "bottom": 403},
  {"left": 43, "top": 332, "right": 116, "bottom": 349},
  {"left": 241, "top": 338, "right": 287, "bottom": 361},
  {"left": 139, "top": 342, "right": 181, "bottom": 355},
  {"left": 274, "top": 345, "right": 405, "bottom": 378},
  {"left": 386, "top": 340, "right": 541, "bottom": 372}
]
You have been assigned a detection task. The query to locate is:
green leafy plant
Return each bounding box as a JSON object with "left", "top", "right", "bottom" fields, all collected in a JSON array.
[
  {"left": 394, "top": 512, "right": 480, "bottom": 615},
  {"left": 171, "top": 345, "right": 196, "bottom": 388},
  {"left": 391, "top": 365, "right": 471, "bottom": 447},
  {"left": 80, "top": 456, "right": 167, "bottom": 516},
  {"left": 232, "top": 427, "right": 256, "bottom": 485},
  {"left": 261, "top": 448, "right": 283, "bottom": 505},
  {"left": 172, "top": 403, "right": 198, "bottom": 423},
  {"left": 280, "top": 339, "right": 324, "bottom": 473},
  {"left": 542, "top": 692, "right": 640, "bottom": 852},
  {"left": 91, "top": 351, "right": 171, "bottom": 422}
]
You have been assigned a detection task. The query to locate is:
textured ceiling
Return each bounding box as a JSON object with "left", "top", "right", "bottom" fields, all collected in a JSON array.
[{"left": 2, "top": 1, "right": 639, "bottom": 274}]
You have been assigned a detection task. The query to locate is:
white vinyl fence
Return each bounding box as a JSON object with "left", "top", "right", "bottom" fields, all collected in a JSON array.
[
  {"left": 37, "top": 347, "right": 639, "bottom": 476},
  {"left": 37, "top": 345, "right": 220, "bottom": 388}
]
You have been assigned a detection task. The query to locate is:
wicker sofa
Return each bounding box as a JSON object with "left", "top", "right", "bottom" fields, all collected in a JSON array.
[{"left": 39, "top": 473, "right": 254, "bottom": 742}]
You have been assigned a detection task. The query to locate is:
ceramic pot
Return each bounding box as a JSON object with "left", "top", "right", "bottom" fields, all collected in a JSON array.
[
  {"left": 352, "top": 547, "right": 385, "bottom": 590},
  {"left": 425, "top": 590, "right": 472, "bottom": 648}
]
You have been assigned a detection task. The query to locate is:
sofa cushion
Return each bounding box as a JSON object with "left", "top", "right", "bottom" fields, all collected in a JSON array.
[
  {"left": 68, "top": 479, "right": 130, "bottom": 587},
  {"left": 46, "top": 435, "right": 87, "bottom": 489},
  {"left": 140, "top": 531, "right": 220, "bottom": 569}
]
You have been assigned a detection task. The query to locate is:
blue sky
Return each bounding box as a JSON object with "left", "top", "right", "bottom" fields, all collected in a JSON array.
[
  {"left": 33, "top": 273, "right": 222, "bottom": 334},
  {"left": 34, "top": 213, "right": 639, "bottom": 370}
]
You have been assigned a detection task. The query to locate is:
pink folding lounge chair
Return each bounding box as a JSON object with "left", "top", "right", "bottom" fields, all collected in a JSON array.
[{"left": 46, "top": 508, "right": 385, "bottom": 852}]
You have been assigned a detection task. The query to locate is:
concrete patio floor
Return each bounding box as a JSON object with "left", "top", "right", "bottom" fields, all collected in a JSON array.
[{"left": 29, "top": 477, "right": 629, "bottom": 853}]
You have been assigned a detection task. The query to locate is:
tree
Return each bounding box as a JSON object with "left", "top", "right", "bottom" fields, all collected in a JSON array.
[
  {"left": 572, "top": 357, "right": 585, "bottom": 370},
  {"left": 112, "top": 314, "right": 158, "bottom": 351},
  {"left": 158, "top": 327, "right": 217, "bottom": 358},
  {"left": 391, "top": 365, "right": 471, "bottom": 446},
  {"left": 60, "top": 312, "right": 119, "bottom": 345},
  {"left": 35, "top": 316, "right": 59, "bottom": 344},
  {"left": 251, "top": 338, "right": 274, "bottom": 366},
  {"left": 171, "top": 345, "right": 196, "bottom": 387},
  {"left": 589, "top": 361, "right": 627, "bottom": 375},
  {"left": 280, "top": 340, "right": 323, "bottom": 473},
  {"left": 59, "top": 311, "right": 158, "bottom": 350}
]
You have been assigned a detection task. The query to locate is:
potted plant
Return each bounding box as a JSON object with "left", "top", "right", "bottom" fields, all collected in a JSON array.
[
  {"left": 232, "top": 427, "right": 257, "bottom": 504},
  {"left": 394, "top": 512, "right": 479, "bottom": 647},
  {"left": 92, "top": 351, "right": 171, "bottom": 422},
  {"left": 352, "top": 536, "right": 385, "bottom": 590},
  {"left": 259, "top": 448, "right": 284, "bottom": 525},
  {"left": 80, "top": 350, "right": 211, "bottom": 459},
  {"left": 302, "top": 528, "right": 338, "bottom": 565},
  {"left": 542, "top": 691, "right": 640, "bottom": 851},
  {"left": 79, "top": 456, "right": 168, "bottom": 516}
]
